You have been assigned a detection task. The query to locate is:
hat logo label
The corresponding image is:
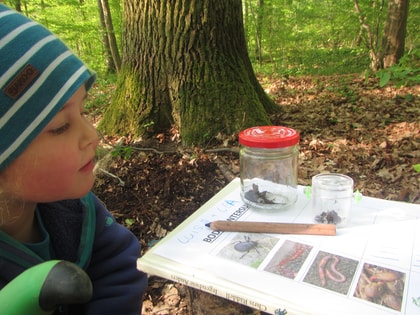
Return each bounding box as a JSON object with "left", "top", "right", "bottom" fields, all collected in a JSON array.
[{"left": 3, "top": 64, "right": 39, "bottom": 99}]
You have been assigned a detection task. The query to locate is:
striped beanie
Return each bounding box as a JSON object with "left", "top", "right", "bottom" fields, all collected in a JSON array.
[{"left": 0, "top": 4, "right": 95, "bottom": 171}]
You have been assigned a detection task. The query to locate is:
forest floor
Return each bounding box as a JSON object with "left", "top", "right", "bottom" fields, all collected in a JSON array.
[{"left": 91, "top": 74, "right": 419, "bottom": 315}]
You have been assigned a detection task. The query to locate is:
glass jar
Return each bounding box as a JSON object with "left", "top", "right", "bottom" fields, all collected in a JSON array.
[
  {"left": 312, "top": 173, "right": 354, "bottom": 227},
  {"left": 239, "top": 126, "right": 300, "bottom": 210}
]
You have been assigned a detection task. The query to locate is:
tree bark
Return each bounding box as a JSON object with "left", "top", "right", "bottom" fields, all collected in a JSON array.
[
  {"left": 255, "top": 0, "right": 264, "bottom": 63},
  {"left": 381, "top": 0, "right": 409, "bottom": 68},
  {"left": 97, "top": 0, "right": 116, "bottom": 73},
  {"left": 353, "top": 0, "right": 385, "bottom": 71},
  {"left": 97, "top": 0, "right": 121, "bottom": 72},
  {"left": 99, "top": 0, "right": 279, "bottom": 145}
]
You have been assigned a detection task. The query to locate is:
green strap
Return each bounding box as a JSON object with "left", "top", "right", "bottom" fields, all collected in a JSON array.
[
  {"left": 0, "top": 230, "right": 43, "bottom": 268},
  {"left": 77, "top": 192, "right": 96, "bottom": 268}
]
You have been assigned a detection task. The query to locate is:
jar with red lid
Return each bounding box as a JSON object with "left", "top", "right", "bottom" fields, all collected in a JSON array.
[{"left": 239, "top": 126, "right": 300, "bottom": 210}]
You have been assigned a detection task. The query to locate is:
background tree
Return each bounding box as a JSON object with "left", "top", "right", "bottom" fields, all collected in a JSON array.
[
  {"left": 97, "top": 0, "right": 121, "bottom": 73},
  {"left": 98, "top": 0, "right": 279, "bottom": 145},
  {"left": 12, "top": 0, "right": 418, "bottom": 84},
  {"left": 381, "top": 0, "right": 409, "bottom": 68},
  {"left": 354, "top": 0, "right": 410, "bottom": 71},
  {"left": 353, "top": 0, "right": 385, "bottom": 71}
]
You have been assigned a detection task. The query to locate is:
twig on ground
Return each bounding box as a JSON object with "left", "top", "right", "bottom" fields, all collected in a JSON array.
[{"left": 99, "top": 168, "right": 125, "bottom": 186}]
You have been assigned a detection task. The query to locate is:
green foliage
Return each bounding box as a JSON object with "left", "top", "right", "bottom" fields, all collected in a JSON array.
[
  {"left": 377, "top": 51, "right": 420, "bottom": 87},
  {"left": 7, "top": 0, "right": 121, "bottom": 75},
  {"left": 86, "top": 74, "right": 117, "bottom": 118},
  {"left": 245, "top": 0, "right": 369, "bottom": 76},
  {"left": 253, "top": 47, "right": 369, "bottom": 76},
  {"left": 336, "top": 85, "right": 359, "bottom": 104},
  {"left": 8, "top": 0, "right": 419, "bottom": 78},
  {"left": 245, "top": 0, "right": 418, "bottom": 76},
  {"left": 111, "top": 145, "right": 134, "bottom": 160},
  {"left": 124, "top": 218, "right": 135, "bottom": 227},
  {"left": 414, "top": 164, "right": 420, "bottom": 173}
]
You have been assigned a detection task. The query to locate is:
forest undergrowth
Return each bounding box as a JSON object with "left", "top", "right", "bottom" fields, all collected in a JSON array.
[{"left": 90, "top": 74, "right": 419, "bottom": 315}]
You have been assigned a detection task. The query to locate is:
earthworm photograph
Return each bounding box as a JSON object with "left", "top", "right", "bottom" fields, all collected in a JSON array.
[
  {"left": 264, "top": 240, "right": 312, "bottom": 279},
  {"left": 354, "top": 263, "right": 405, "bottom": 311},
  {"left": 303, "top": 251, "right": 358, "bottom": 295}
]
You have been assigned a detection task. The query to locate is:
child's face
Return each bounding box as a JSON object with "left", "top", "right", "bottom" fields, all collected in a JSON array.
[{"left": 0, "top": 85, "right": 99, "bottom": 203}]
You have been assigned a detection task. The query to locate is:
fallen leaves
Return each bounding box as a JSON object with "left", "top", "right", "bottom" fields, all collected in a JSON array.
[
  {"left": 269, "top": 75, "right": 419, "bottom": 203},
  {"left": 93, "top": 74, "right": 419, "bottom": 315}
]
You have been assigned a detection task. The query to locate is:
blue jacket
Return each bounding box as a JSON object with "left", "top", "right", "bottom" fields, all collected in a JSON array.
[{"left": 0, "top": 192, "right": 147, "bottom": 314}]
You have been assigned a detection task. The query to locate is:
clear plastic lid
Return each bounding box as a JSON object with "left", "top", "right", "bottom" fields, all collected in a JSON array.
[
  {"left": 312, "top": 173, "right": 354, "bottom": 191},
  {"left": 239, "top": 126, "right": 299, "bottom": 148}
]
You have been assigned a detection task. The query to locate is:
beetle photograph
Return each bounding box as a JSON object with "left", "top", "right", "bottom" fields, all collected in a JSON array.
[{"left": 215, "top": 233, "right": 279, "bottom": 267}]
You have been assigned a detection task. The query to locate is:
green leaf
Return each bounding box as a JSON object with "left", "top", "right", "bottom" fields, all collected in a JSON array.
[
  {"left": 125, "top": 218, "right": 135, "bottom": 226},
  {"left": 414, "top": 164, "right": 420, "bottom": 173},
  {"left": 379, "top": 71, "right": 391, "bottom": 87}
]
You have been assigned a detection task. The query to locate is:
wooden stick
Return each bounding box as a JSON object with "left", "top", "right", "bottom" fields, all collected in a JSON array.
[{"left": 205, "top": 221, "right": 336, "bottom": 236}]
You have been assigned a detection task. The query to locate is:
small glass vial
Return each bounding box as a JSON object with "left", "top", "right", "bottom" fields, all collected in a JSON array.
[
  {"left": 239, "top": 126, "right": 300, "bottom": 210},
  {"left": 312, "top": 173, "right": 354, "bottom": 227}
]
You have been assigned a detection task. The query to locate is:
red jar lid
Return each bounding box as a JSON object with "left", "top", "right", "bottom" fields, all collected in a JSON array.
[{"left": 239, "top": 126, "right": 299, "bottom": 148}]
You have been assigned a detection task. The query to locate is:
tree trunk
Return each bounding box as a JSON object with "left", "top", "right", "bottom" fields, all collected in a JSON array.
[
  {"left": 353, "top": 0, "right": 385, "bottom": 71},
  {"left": 381, "top": 0, "right": 409, "bottom": 68},
  {"left": 255, "top": 0, "right": 264, "bottom": 63},
  {"left": 99, "top": 0, "right": 279, "bottom": 145},
  {"left": 97, "top": 0, "right": 117, "bottom": 73},
  {"left": 12, "top": 1, "right": 22, "bottom": 12},
  {"left": 98, "top": 0, "right": 121, "bottom": 72}
]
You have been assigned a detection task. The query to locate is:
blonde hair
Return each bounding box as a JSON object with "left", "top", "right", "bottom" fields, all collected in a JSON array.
[{"left": 0, "top": 177, "right": 24, "bottom": 227}]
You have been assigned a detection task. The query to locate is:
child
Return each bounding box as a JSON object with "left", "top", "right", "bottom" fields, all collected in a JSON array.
[{"left": 0, "top": 4, "right": 147, "bottom": 314}]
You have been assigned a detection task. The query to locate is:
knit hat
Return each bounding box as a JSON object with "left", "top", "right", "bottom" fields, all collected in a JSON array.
[{"left": 0, "top": 4, "right": 96, "bottom": 171}]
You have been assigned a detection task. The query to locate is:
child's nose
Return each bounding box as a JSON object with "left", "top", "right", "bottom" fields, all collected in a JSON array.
[{"left": 80, "top": 119, "right": 99, "bottom": 150}]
